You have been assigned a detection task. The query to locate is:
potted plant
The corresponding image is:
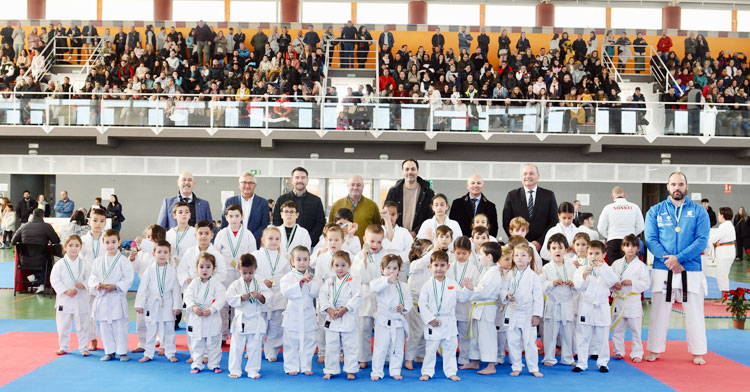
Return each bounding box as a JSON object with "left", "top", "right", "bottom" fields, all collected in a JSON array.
[{"left": 722, "top": 288, "right": 750, "bottom": 329}]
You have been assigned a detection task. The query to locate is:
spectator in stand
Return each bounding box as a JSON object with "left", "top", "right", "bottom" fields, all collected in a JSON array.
[
  {"left": 431, "top": 27, "right": 445, "bottom": 49},
  {"left": 356, "top": 26, "right": 373, "bottom": 69},
  {"left": 340, "top": 20, "right": 357, "bottom": 69},
  {"left": 572, "top": 33, "right": 587, "bottom": 61},
  {"left": 278, "top": 26, "right": 291, "bottom": 57},
  {"left": 458, "top": 26, "right": 473, "bottom": 54},
  {"left": 250, "top": 27, "right": 268, "bottom": 64},
  {"left": 127, "top": 27, "right": 140, "bottom": 53},
  {"left": 233, "top": 26, "right": 245, "bottom": 51},
  {"left": 633, "top": 32, "right": 647, "bottom": 73},
  {"left": 194, "top": 20, "right": 212, "bottom": 66},
  {"left": 54, "top": 190, "right": 75, "bottom": 218},
  {"left": 477, "top": 27, "right": 489, "bottom": 59},
  {"left": 378, "top": 26, "right": 394, "bottom": 51},
  {"left": 516, "top": 32, "right": 531, "bottom": 53},
  {"left": 114, "top": 26, "right": 126, "bottom": 59},
  {"left": 685, "top": 32, "right": 697, "bottom": 58},
  {"left": 658, "top": 32, "right": 673, "bottom": 60},
  {"left": 303, "top": 25, "right": 320, "bottom": 49},
  {"left": 12, "top": 24, "right": 24, "bottom": 61},
  {"left": 497, "top": 29, "right": 511, "bottom": 62},
  {"left": 379, "top": 68, "right": 396, "bottom": 92},
  {"left": 616, "top": 32, "right": 632, "bottom": 72}
]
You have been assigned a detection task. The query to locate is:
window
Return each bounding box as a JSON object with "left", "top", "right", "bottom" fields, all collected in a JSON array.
[
  {"left": 7, "top": 0, "right": 27, "bottom": 19},
  {"left": 102, "top": 0, "right": 154, "bottom": 21},
  {"left": 739, "top": 11, "right": 750, "bottom": 32},
  {"left": 230, "top": 0, "right": 278, "bottom": 22},
  {"left": 47, "top": 0, "right": 97, "bottom": 20},
  {"left": 357, "top": 3, "right": 408, "bottom": 25},
  {"left": 173, "top": 0, "right": 225, "bottom": 22},
  {"left": 485, "top": 5, "right": 535, "bottom": 27},
  {"left": 611, "top": 8, "right": 661, "bottom": 30},
  {"left": 302, "top": 2, "right": 351, "bottom": 24},
  {"left": 428, "top": 4, "right": 479, "bottom": 26},
  {"left": 682, "top": 9, "right": 731, "bottom": 32},
  {"left": 555, "top": 6, "right": 606, "bottom": 29}
]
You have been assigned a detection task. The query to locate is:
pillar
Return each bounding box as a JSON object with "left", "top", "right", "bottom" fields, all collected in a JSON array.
[
  {"left": 154, "top": 0, "right": 172, "bottom": 21},
  {"left": 225, "top": 0, "right": 230, "bottom": 22},
  {"left": 479, "top": 4, "right": 486, "bottom": 26},
  {"left": 351, "top": 2, "right": 357, "bottom": 24},
  {"left": 662, "top": 6, "right": 681, "bottom": 30},
  {"left": 408, "top": 0, "right": 427, "bottom": 25},
  {"left": 97, "top": 0, "right": 103, "bottom": 20},
  {"left": 280, "top": 0, "right": 300, "bottom": 23},
  {"left": 605, "top": 6, "right": 611, "bottom": 28},
  {"left": 732, "top": 9, "right": 738, "bottom": 32},
  {"left": 536, "top": 3, "right": 554, "bottom": 27},
  {"left": 27, "top": 0, "right": 45, "bottom": 20}
]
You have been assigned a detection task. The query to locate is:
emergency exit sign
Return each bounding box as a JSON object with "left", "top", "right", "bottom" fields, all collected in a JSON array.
[
  {"left": 725, "top": 184, "right": 732, "bottom": 194},
  {"left": 250, "top": 169, "right": 261, "bottom": 176}
]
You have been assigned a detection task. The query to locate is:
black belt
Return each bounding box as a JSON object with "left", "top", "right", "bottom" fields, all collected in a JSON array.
[{"left": 665, "top": 270, "right": 688, "bottom": 303}]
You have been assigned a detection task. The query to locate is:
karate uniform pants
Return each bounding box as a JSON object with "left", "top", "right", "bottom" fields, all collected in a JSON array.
[
  {"left": 405, "top": 305, "right": 426, "bottom": 361},
  {"left": 220, "top": 304, "right": 234, "bottom": 341},
  {"left": 647, "top": 290, "right": 707, "bottom": 356},
  {"left": 98, "top": 318, "right": 128, "bottom": 356},
  {"left": 324, "top": 329, "right": 359, "bottom": 375},
  {"left": 496, "top": 327, "right": 507, "bottom": 363},
  {"left": 422, "top": 337, "right": 458, "bottom": 378},
  {"left": 283, "top": 329, "right": 317, "bottom": 373},
  {"left": 56, "top": 311, "right": 91, "bottom": 353},
  {"left": 358, "top": 316, "right": 375, "bottom": 362},
  {"left": 457, "top": 320, "right": 470, "bottom": 364},
  {"left": 228, "top": 331, "right": 264, "bottom": 377},
  {"left": 136, "top": 312, "right": 147, "bottom": 348},
  {"left": 316, "top": 305, "right": 327, "bottom": 357},
  {"left": 574, "top": 324, "right": 610, "bottom": 370},
  {"left": 468, "top": 319, "right": 497, "bottom": 363},
  {"left": 574, "top": 318, "right": 599, "bottom": 355},
  {"left": 189, "top": 335, "right": 222, "bottom": 370},
  {"left": 371, "top": 322, "right": 405, "bottom": 378},
  {"left": 715, "top": 256, "right": 735, "bottom": 292},
  {"left": 612, "top": 316, "right": 643, "bottom": 359},
  {"left": 507, "top": 325, "right": 539, "bottom": 373},
  {"left": 543, "top": 319, "right": 574, "bottom": 365},
  {"left": 88, "top": 295, "right": 98, "bottom": 341},
  {"left": 262, "top": 309, "right": 284, "bottom": 360},
  {"left": 144, "top": 320, "right": 176, "bottom": 359}
]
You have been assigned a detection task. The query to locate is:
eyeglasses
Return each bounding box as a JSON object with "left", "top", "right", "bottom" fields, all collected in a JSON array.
[
  {"left": 282, "top": 210, "right": 297, "bottom": 215},
  {"left": 240, "top": 181, "right": 256, "bottom": 185}
]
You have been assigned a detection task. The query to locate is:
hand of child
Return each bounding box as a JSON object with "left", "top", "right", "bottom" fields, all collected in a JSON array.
[
  {"left": 387, "top": 274, "right": 398, "bottom": 284},
  {"left": 553, "top": 279, "right": 563, "bottom": 286},
  {"left": 173, "top": 309, "right": 181, "bottom": 316},
  {"left": 129, "top": 250, "right": 137, "bottom": 261},
  {"left": 264, "top": 279, "right": 273, "bottom": 288},
  {"left": 303, "top": 274, "right": 313, "bottom": 283},
  {"left": 241, "top": 292, "right": 251, "bottom": 301},
  {"left": 348, "top": 223, "right": 358, "bottom": 236},
  {"left": 192, "top": 306, "right": 202, "bottom": 315},
  {"left": 425, "top": 229, "right": 434, "bottom": 241},
  {"left": 64, "top": 289, "right": 77, "bottom": 297},
  {"left": 396, "top": 304, "right": 404, "bottom": 313},
  {"left": 250, "top": 290, "right": 263, "bottom": 300},
  {"left": 429, "top": 319, "right": 440, "bottom": 327},
  {"left": 612, "top": 282, "right": 622, "bottom": 290},
  {"left": 506, "top": 294, "right": 514, "bottom": 302},
  {"left": 335, "top": 307, "right": 348, "bottom": 318},
  {"left": 135, "top": 307, "right": 144, "bottom": 314},
  {"left": 531, "top": 315, "right": 540, "bottom": 327},
  {"left": 380, "top": 208, "right": 389, "bottom": 220},
  {"left": 326, "top": 308, "right": 337, "bottom": 320},
  {"left": 74, "top": 282, "right": 85, "bottom": 290},
  {"left": 105, "top": 284, "right": 116, "bottom": 293},
  {"left": 566, "top": 280, "right": 575, "bottom": 287},
  {"left": 203, "top": 308, "right": 212, "bottom": 316},
  {"left": 317, "top": 247, "right": 328, "bottom": 257},
  {"left": 621, "top": 279, "right": 632, "bottom": 286},
  {"left": 362, "top": 246, "right": 371, "bottom": 258},
  {"left": 462, "top": 279, "right": 474, "bottom": 291},
  {"left": 187, "top": 278, "right": 192, "bottom": 285}
]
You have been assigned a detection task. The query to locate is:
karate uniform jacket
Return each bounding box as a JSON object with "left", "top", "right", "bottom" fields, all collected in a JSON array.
[
  {"left": 253, "top": 247, "right": 291, "bottom": 311},
  {"left": 541, "top": 260, "right": 577, "bottom": 322},
  {"left": 134, "top": 263, "right": 182, "bottom": 323},
  {"left": 184, "top": 276, "right": 226, "bottom": 338},
  {"left": 50, "top": 255, "right": 91, "bottom": 315},
  {"left": 166, "top": 226, "right": 197, "bottom": 261},
  {"left": 88, "top": 253, "right": 134, "bottom": 322},
  {"left": 226, "top": 276, "right": 273, "bottom": 335},
  {"left": 383, "top": 224, "right": 414, "bottom": 254},
  {"left": 469, "top": 267, "right": 504, "bottom": 322},
  {"left": 371, "top": 276, "right": 412, "bottom": 335},
  {"left": 418, "top": 277, "right": 473, "bottom": 340},
  {"left": 573, "top": 263, "right": 618, "bottom": 326},
  {"left": 318, "top": 273, "right": 362, "bottom": 332},
  {"left": 311, "top": 249, "right": 353, "bottom": 283},
  {"left": 177, "top": 245, "right": 226, "bottom": 290},
  {"left": 278, "top": 224, "right": 312, "bottom": 256},
  {"left": 280, "top": 270, "right": 322, "bottom": 332},
  {"left": 352, "top": 248, "right": 392, "bottom": 317},
  {"left": 500, "top": 267, "right": 543, "bottom": 329},
  {"left": 450, "top": 259, "right": 481, "bottom": 322},
  {"left": 610, "top": 258, "right": 650, "bottom": 319}
]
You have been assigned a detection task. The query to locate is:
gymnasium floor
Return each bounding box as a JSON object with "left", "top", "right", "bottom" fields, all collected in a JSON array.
[{"left": 2, "top": 249, "right": 749, "bottom": 391}]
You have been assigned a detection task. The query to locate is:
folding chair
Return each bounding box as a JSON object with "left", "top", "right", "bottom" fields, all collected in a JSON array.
[{"left": 14, "top": 243, "right": 54, "bottom": 297}]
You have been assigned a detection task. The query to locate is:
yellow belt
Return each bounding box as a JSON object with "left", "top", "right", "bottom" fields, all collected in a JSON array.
[
  {"left": 466, "top": 301, "right": 497, "bottom": 339},
  {"left": 610, "top": 292, "right": 640, "bottom": 332},
  {"left": 715, "top": 242, "right": 735, "bottom": 247}
]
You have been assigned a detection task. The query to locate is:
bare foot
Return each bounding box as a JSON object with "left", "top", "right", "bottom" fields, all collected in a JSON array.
[
  {"left": 81, "top": 350, "right": 90, "bottom": 357},
  {"left": 693, "top": 355, "right": 706, "bottom": 365},
  {"left": 614, "top": 354, "right": 623, "bottom": 359},
  {"left": 317, "top": 355, "right": 325, "bottom": 363},
  {"left": 531, "top": 371, "right": 544, "bottom": 378},
  {"left": 347, "top": 373, "right": 355, "bottom": 380},
  {"left": 229, "top": 374, "right": 240, "bottom": 379},
  {"left": 510, "top": 371, "right": 521, "bottom": 377},
  {"left": 632, "top": 357, "right": 642, "bottom": 363},
  {"left": 323, "top": 374, "right": 332, "bottom": 380},
  {"left": 203, "top": 357, "right": 208, "bottom": 364},
  {"left": 478, "top": 364, "right": 496, "bottom": 375},
  {"left": 449, "top": 375, "right": 461, "bottom": 381},
  {"left": 158, "top": 349, "right": 165, "bottom": 356},
  {"left": 169, "top": 357, "right": 178, "bottom": 362},
  {"left": 644, "top": 352, "right": 660, "bottom": 362},
  {"left": 359, "top": 362, "right": 368, "bottom": 369},
  {"left": 419, "top": 375, "right": 431, "bottom": 381},
  {"left": 303, "top": 371, "right": 314, "bottom": 376},
  {"left": 371, "top": 375, "right": 381, "bottom": 381},
  {"left": 138, "top": 356, "right": 152, "bottom": 363},
  {"left": 392, "top": 375, "right": 403, "bottom": 380},
  {"left": 459, "top": 361, "right": 479, "bottom": 370},
  {"left": 55, "top": 349, "right": 66, "bottom": 355},
  {"left": 186, "top": 357, "right": 193, "bottom": 363},
  {"left": 267, "top": 357, "right": 277, "bottom": 362},
  {"left": 543, "top": 362, "right": 554, "bottom": 367},
  {"left": 250, "top": 374, "right": 261, "bottom": 379},
  {"left": 404, "top": 360, "right": 414, "bottom": 370},
  {"left": 287, "top": 372, "right": 298, "bottom": 376}
]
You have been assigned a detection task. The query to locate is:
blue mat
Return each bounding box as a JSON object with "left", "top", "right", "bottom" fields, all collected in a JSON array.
[{"left": 0, "top": 261, "right": 140, "bottom": 291}]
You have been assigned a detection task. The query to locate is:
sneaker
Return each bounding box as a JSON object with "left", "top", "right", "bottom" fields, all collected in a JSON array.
[
  {"left": 120, "top": 354, "right": 130, "bottom": 362},
  {"left": 35, "top": 284, "right": 45, "bottom": 294},
  {"left": 27, "top": 274, "right": 37, "bottom": 283},
  {"left": 572, "top": 367, "right": 584, "bottom": 373},
  {"left": 599, "top": 366, "right": 609, "bottom": 373},
  {"left": 100, "top": 354, "right": 114, "bottom": 361}
]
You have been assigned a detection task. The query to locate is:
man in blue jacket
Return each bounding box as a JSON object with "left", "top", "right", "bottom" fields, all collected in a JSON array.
[
  {"left": 644, "top": 172, "right": 709, "bottom": 365},
  {"left": 157, "top": 172, "right": 213, "bottom": 230},
  {"left": 53, "top": 190, "right": 75, "bottom": 218},
  {"left": 220, "top": 173, "right": 269, "bottom": 245}
]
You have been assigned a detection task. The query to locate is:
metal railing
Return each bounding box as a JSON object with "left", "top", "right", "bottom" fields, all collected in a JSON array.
[
  {"left": 323, "top": 39, "right": 379, "bottom": 70},
  {"left": 2, "top": 91, "right": 749, "bottom": 138}
]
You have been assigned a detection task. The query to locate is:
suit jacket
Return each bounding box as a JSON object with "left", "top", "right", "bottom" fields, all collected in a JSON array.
[
  {"left": 502, "top": 186, "right": 559, "bottom": 244},
  {"left": 385, "top": 177, "right": 434, "bottom": 233},
  {"left": 220, "top": 194, "right": 270, "bottom": 245},
  {"left": 157, "top": 194, "right": 213, "bottom": 230},
  {"left": 449, "top": 193, "right": 499, "bottom": 238}
]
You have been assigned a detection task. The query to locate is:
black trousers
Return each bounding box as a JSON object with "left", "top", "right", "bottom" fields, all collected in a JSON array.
[{"left": 606, "top": 239, "right": 623, "bottom": 265}]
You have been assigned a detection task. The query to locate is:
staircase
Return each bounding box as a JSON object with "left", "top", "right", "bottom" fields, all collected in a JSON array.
[{"left": 322, "top": 39, "right": 379, "bottom": 97}]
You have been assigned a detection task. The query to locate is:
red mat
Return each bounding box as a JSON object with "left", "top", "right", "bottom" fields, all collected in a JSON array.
[
  {"left": 672, "top": 300, "right": 750, "bottom": 318},
  {"left": 0, "top": 332, "right": 62, "bottom": 387},
  {"left": 629, "top": 341, "right": 750, "bottom": 392}
]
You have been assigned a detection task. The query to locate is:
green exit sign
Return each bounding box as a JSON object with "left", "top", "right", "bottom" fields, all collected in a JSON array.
[
  {"left": 250, "top": 169, "right": 261, "bottom": 176},
  {"left": 427, "top": 180, "right": 433, "bottom": 189}
]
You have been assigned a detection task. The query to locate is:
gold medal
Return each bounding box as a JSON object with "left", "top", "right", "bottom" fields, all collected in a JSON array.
[
  {"left": 270, "top": 279, "right": 275, "bottom": 286},
  {"left": 231, "top": 260, "right": 237, "bottom": 267},
  {"left": 510, "top": 302, "right": 516, "bottom": 309},
  {"left": 675, "top": 226, "right": 681, "bottom": 233},
  {"left": 174, "top": 256, "right": 181, "bottom": 264}
]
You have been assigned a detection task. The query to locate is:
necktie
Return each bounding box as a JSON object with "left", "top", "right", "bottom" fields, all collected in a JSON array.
[
  {"left": 472, "top": 198, "right": 479, "bottom": 215},
  {"left": 527, "top": 190, "right": 534, "bottom": 220}
]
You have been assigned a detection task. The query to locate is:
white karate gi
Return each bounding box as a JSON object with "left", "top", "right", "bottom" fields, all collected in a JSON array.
[
  {"left": 352, "top": 248, "right": 393, "bottom": 363},
  {"left": 131, "top": 251, "right": 154, "bottom": 349},
  {"left": 318, "top": 273, "right": 362, "bottom": 375},
  {"left": 610, "top": 257, "right": 650, "bottom": 360},
  {"left": 165, "top": 226, "right": 197, "bottom": 263},
  {"left": 50, "top": 255, "right": 92, "bottom": 353},
  {"left": 709, "top": 221, "right": 736, "bottom": 292},
  {"left": 501, "top": 266, "right": 543, "bottom": 374},
  {"left": 278, "top": 224, "right": 312, "bottom": 257},
  {"left": 370, "top": 276, "right": 412, "bottom": 378},
  {"left": 416, "top": 217, "right": 463, "bottom": 244},
  {"left": 468, "top": 266, "right": 504, "bottom": 363},
  {"left": 540, "top": 223, "right": 579, "bottom": 261},
  {"left": 88, "top": 253, "right": 134, "bottom": 356},
  {"left": 494, "top": 287, "right": 508, "bottom": 364},
  {"left": 311, "top": 248, "right": 353, "bottom": 358},
  {"left": 541, "top": 260, "right": 577, "bottom": 365},
  {"left": 383, "top": 224, "right": 414, "bottom": 255},
  {"left": 451, "top": 257, "right": 481, "bottom": 364},
  {"left": 253, "top": 247, "right": 290, "bottom": 360},
  {"left": 214, "top": 226, "right": 257, "bottom": 340},
  {"left": 184, "top": 276, "right": 226, "bottom": 370},
  {"left": 134, "top": 262, "right": 182, "bottom": 359},
  {"left": 81, "top": 232, "right": 104, "bottom": 341},
  {"left": 280, "top": 269, "right": 322, "bottom": 374},
  {"left": 573, "top": 262, "right": 618, "bottom": 370},
  {"left": 226, "top": 276, "right": 273, "bottom": 378},
  {"left": 418, "top": 276, "right": 473, "bottom": 379},
  {"left": 405, "top": 249, "right": 449, "bottom": 361}
]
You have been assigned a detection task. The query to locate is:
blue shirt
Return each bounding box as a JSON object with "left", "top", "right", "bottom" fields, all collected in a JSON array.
[
  {"left": 644, "top": 198, "right": 709, "bottom": 272},
  {"left": 53, "top": 199, "right": 75, "bottom": 218}
]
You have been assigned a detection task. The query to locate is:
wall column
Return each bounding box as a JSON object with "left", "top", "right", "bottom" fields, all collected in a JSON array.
[
  {"left": 662, "top": 6, "right": 681, "bottom": 30},
  {"left": 535, "top": 2, "right": 554, "bottom": 27},
  {"left": 154, "top": 0, "right": 172, "bottom": 21},
  {"left": 408, "top": 1, "right": 427, "bottom": 25},
  {"left": 27, "top": 0, "right": 45, "bottom": 19}
]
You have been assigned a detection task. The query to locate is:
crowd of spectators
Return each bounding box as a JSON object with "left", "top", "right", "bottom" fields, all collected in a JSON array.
[{"left": 2, "top": 20, "right": 750, "bottom": 133}]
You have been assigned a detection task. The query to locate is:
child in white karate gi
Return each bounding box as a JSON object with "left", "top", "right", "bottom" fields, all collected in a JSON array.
[
  {"left": 495, "top": 246, "right": 513, "bottom": 364},
  {"left": 541, "top": 233, "right": 577, "bottom": 367},
  {"left": 450, "top": 237, "right": 481, "bottom": 367},
  {"left": 404, "top": 239, "right": 434, "bottom": 370},
  {"left": 253, "top": 226, "right": 289, "bottom": 361},
  {"left": 610, "top": 234, "right": 650, "bottom": 363},
  {"left": 51, "top": 235, "right": 91, "bottom": 356},
  {"left": 129, "top": 224, "right": 166, "bottom": 354},
  {"left": 81, "top": 208, "right": 107, "bottom": 352},
  {"left": 278, "top": 201, "right": 312, "bottom": 257}
]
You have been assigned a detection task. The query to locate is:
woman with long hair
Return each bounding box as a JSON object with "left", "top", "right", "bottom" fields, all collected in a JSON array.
[{"left": 106, "top": 194, "right": 125, "bottom": 232}]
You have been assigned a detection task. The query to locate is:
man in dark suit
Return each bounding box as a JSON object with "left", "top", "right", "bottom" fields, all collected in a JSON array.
[
  {"left": 385, "top": 159, "right": 434, "bottom": 237},
  {"left": 221, "top": 173, "right": 269, "bottom": 245},
  {"left": 573, "top": 199, "right": 582, "bottom": 227},
  {"left": 449, "top": 174, "right": 498, "bottom": 238},
  {"left": 157, "top": 172, "right": 213, "bottom": 230},
  {"left": 502, "top": 164, "right": 559, "bottom": 251},
  {"left": 272, "top": 167, "right": 326, "bottom": 247}
]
